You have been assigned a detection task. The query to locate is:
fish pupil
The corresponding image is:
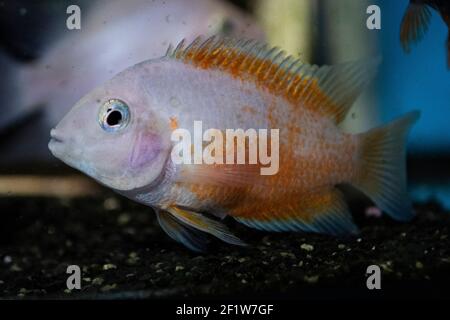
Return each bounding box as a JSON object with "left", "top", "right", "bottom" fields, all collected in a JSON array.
[{"left": 106, "top": 110, "right": 122, "bottom": 126}]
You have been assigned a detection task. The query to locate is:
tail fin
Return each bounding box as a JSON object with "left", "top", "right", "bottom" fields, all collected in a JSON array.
[{"left": 352, "top": 111, "right": 420, "bottom": 221}]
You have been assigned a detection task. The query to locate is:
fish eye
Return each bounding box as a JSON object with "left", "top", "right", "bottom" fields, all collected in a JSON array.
[{"left": 98, "top": 99, "right": 130, "bottom": 132}]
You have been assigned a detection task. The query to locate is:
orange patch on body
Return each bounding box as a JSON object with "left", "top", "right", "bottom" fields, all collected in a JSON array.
[
  {"left": 173, "top": 39, "right": 344, "bottom": 123},
  {"left": 170, "top": 39, "right": 357, "bottom": 222},
  {"left": 180, "top": 130, "right": 357, "bottom": 222},
  {"left": 169, "top": 116, "right": 179, "bottom": 130},
  {"left": 241, "top": 105, "right": 257, "bottom": 115}
]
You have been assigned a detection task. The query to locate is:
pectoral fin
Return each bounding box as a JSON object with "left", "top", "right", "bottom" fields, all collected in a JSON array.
[{"left": 178, "top": 163, "right": 263, "bottom": 187}]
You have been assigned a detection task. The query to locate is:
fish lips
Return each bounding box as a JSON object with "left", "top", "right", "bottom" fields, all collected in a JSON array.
[{"left": 48, "top": 128, "right": 66, "bottom": 156}]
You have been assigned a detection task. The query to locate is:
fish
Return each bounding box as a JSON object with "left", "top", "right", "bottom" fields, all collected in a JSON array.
[
  {"left": 49, "top": 36, "right": 420, "bottom": 251},
  {"left": 0, "top": 0, "right": 264, "bottom": 165},
  {"left": 400, "top": 0, "right": 450, "bottom": 68}
]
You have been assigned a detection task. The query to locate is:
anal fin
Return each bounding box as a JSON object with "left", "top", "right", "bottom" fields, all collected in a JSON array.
[{"left": 235, "top": 188, "right": 358, "bottom": 236}]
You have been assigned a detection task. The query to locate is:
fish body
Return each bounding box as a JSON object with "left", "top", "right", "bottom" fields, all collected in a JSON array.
[
  {"left": 0, "top": 0, "right": 264, "bottom": 165},
  {"left": 401, "top": 0, "right": 450, "bottom": 68},
  {"left": 49, "top": 37, "right": 419, "bottom": 251}
]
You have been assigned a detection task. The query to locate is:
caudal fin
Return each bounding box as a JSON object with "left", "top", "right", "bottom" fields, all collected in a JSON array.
[{"left": 352, "top": 111, "right": 420, "bottom": 221}]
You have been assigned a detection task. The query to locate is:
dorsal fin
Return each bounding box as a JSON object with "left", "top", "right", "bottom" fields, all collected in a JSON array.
[{"left": 166, "top": 36, "right": 380, "bottom": 125}]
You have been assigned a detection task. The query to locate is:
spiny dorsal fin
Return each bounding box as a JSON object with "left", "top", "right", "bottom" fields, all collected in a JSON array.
[{"left": 166, "top": 36, "right": 379, "bottom": 125}]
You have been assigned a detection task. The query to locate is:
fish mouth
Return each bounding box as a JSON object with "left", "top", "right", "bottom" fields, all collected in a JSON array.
[
  {"left": 49, "top": 129, "right": 64, "bottom": 144},
  {"left": 48, "top": 128, "right": 65, "bottom": 156}
]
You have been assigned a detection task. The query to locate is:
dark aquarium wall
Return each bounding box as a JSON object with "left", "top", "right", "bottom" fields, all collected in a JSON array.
[{"left": 0, "top": 0, "right": 449, "bottom": 307}]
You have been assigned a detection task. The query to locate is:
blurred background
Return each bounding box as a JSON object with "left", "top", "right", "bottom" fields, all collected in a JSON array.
[
  {"left": 0, "top": 0, "right": 449, "bottom": 208},
  {"left": 0, "top": 0, "right": 450, "bottom": 300}
]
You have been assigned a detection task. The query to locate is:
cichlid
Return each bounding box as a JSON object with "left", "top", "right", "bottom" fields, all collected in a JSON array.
[
  {"left": 400, "top": 0, "right": 450, "bottom": 68},
  {"left": 49, "top": 37, "right": 420, "bottom": 251}
]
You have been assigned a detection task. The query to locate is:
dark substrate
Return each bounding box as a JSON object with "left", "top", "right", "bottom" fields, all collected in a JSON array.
[{"left": 0, "top": 191, "right": 449, "bottom": 300}]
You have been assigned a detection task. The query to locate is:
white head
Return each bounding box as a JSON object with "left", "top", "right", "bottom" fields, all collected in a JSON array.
[{"left": 49, "top": 62, "right": 172, "bottom": 191}]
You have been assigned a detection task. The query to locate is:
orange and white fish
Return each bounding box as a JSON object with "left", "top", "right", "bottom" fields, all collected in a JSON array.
[{"left": 49, "top": 37, "right": 420, "bottom": 251}]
